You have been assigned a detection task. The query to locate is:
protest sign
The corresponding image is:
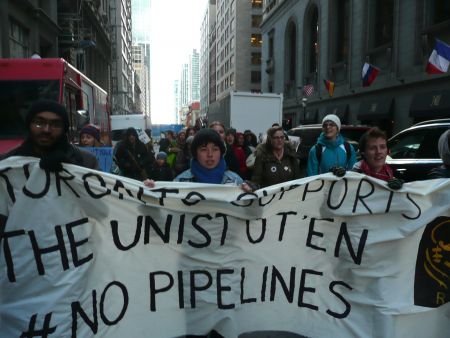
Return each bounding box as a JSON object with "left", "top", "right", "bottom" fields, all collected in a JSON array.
[
  {"left": 0, "top": 157, "right": 449, "bottom": 337},
  {"left": 82, "top": 147, "right": 114, "bottom": 173}
]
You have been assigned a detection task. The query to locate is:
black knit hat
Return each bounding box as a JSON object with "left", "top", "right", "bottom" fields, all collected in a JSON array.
[
  {"left": 80, "top": 124, "right": 100, "bottom": 142},
  {"left": 126, "top": 127, "right": 139, "bottom": 138},
  {"left": 191, "top": 128, "right": 226, "bottom": 158},
  {"left": 26, "top": 99, "right": 69, "bottom": 132}
]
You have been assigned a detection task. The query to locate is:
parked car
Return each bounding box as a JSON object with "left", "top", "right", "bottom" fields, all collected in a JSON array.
[
  {"left": 287, "top": 124, "right": 371, "bottom": 162},
  {"left": 387, "top": 119, "right": 450, "bottom": 182}
]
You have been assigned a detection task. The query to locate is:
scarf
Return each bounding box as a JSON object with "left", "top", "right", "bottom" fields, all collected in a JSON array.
[
  {"left": 190, "top": 157, "right": 226, "bottom": 184},
  {"left": 359, "top": 160, "right": 394, "bottom": 182}
]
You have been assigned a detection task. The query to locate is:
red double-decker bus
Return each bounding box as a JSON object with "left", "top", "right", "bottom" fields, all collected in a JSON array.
[{"left": 0, "top": 58, "right": 111, "bottom": 153}]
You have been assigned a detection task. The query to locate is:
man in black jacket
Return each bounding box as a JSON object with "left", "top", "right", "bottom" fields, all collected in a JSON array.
[{"left": 0, "top": 99, "right": 99, "bottom": 171}]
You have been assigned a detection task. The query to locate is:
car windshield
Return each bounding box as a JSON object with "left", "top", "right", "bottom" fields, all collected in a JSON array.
[{"left": 388, "top": 127, "right": 444, "bottom": 159}]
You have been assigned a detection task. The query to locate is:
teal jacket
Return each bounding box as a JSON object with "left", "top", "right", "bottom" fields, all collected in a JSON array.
[{"left": 306, "top": 133, "right": 356, "bottom": 176}]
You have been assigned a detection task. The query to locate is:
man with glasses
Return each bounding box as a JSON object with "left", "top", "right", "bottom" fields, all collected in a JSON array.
[
  {"left": 306, "top": 114, "right": 356, "bottom": 177},
  {"left": 0, "top": 99, "right": 99, "bottom": 171}
]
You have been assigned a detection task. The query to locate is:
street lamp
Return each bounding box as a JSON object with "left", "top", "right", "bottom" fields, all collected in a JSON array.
[{"left": 301, "top": 97, "right": 308, "bottom": 124}]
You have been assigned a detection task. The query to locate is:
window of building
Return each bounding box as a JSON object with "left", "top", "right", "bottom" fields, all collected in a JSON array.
[
  {"left": 230, "top": 73, "right": 234, "bottom": 86},
  {"left": 304, "top": 5, "right": 319, "bottom": 77},
  {"left": 428, "top": 0, "right": 450, "bottom": 25},
  {"left": 251, "top": 71, "right": 261, "bottom": 83},
  {"left": 230, "top": 36, "right": 234, "bottom": 50},
  {"left": 9, "top": 19, "right": 29, "bottom": 58},
  {"left": 251, "top": 34, "right": 262, "bottom": 47},
  {"left": 268, "top": 29, "right": 275, "bottom": 58},
  {"left": 333, "top": 0, "right": 349, "bottom": 63},
  {"left": 230, "top": 18, "right": 235, "bottom": 32},
  {"left": 252, "top": 15, "right": 263, "bottom": 28},
  {"left": 251, "top": 52, "right": 262, "bottom": 65},
  {"left": 373, "top": 0, "right": 393, "bottom": 47},
  {"left": 252, "top": 0, "right": 262, "bottom": 8},
  {"left": 285, "top": 21, "right": 297, "bottom": 84}
]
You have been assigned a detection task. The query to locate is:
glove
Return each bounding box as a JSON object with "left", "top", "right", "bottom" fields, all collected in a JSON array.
[
  {"left": 387, "top": 178, "right": 404, "bottom": 190},
  {"left": 329, "top": 166, "right": 346, "bottom": 177},
  {"left": 39, "top": 151, "right": 67, "bottom": 172}
]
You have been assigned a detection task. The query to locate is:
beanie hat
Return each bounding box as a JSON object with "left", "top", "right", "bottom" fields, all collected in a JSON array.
[
  {"left": 191, "top": 128, "right": 226, "bottom": 159},
  {"left": 322, "top": 114, "right": 341, "bottom": 131},
  {"left": 80, "top": 125, "right": 100, "bottom": 142},
  {"left": 126, "top": 127, "right": 139, "bottom": 138},
  {"left": 26, "top": 99, "right": 69, "bottom": 132},
  {"left": 156, "top": 151, "right": 167, "bottom": 160}
]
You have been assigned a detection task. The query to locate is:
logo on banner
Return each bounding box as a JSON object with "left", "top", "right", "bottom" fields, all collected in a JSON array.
[{"left": 414, "top": 216, "right": 450, "bottom": 307}]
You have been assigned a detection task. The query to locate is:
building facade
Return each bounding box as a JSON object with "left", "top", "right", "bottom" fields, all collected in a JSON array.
[
  {"left": 206, "top": 0, "right": 264, "bottom": 119},
  {"left": 131, "top": 0, "right": 151, "bottom": 120},
  {"left": 261, "top": 0, "right": 450, "bottom": 135},
  {"left": 190, "top": 49, "right": 200, "bottom": 103},
  {"left": 200, "top": 1, "right": 217, "bottom": 116},
  {"left": 110, "top": 0, "right": 134, "bottom": 115}
]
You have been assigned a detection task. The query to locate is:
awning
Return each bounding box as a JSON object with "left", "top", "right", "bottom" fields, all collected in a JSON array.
[
  {"left": 358, "top": 97, "right": 393, "bottom": 120},
  {"left": 410, "top": 90, "right": 450, "bottom": 118},
  {"left": 326, "top": 104, "right": 348, "bottom": 124}
]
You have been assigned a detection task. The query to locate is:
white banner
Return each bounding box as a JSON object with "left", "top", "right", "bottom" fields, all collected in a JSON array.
[{"left": 0, "top": 157, "right": 449, "bottom": 338}]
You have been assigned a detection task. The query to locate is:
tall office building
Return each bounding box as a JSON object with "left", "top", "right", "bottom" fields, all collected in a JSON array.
[
  {"left": 203, "top": 0, "right": 263, "bottom": 117},
  {"left": 180, "top": 63, "right": 190, "bottom": 109},
  {"left": 132, "top": 0, "right": 152, "bottom": 121},
  {"left": 111, "top": 0, "right": 134, "bottom": 114},
  {"left": 174, "top": 80, "right": 180, "bottom": 118},
  {"left": 200, "top": 1, "right": 217, "bottom": 116},
  {"left": 190, "top": 49, "right": 200, "bottom": 102}
]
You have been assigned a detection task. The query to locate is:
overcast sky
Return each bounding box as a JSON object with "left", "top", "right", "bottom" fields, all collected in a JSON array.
[{"left": 150, "top": 0, "right": 206, "bottom": 124}]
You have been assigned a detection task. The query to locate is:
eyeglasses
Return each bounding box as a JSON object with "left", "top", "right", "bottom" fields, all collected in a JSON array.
[
  {"left": 31, "top": 118, "right": 64, "bottom": 130},
  {"left": 322, "top": 123, "right": 337, "bottom": 128}
]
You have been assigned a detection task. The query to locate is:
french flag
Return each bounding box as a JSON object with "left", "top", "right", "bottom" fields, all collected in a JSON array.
[
  {"left": 426, "top": 39, "right": 450, "bottom": 74},
  {"left": 362, "top": 62, "right": 379, "bottom": 87}
]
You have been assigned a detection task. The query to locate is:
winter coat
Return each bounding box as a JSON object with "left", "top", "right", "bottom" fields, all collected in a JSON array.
[
  {"left": 306, "top": 133, "right": 356, "bottom": 176},
  {"left": 115, "top": 140, "right": 153, "bottom": 180},
  {"left": 251, "top": 142, "right": 300, "bottom": 188},
  {"left": 0, "top": 138, "right": 99, "bottom": 170},
  {"left": 148, "top": 162, "right": 174, "bottom": 181},
  {"left": 174, "top": 168, "right": 244, "bottom": 185}
]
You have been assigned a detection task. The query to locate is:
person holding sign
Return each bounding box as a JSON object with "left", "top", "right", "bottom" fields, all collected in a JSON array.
[
  {"left": 0, "top": 99, "right": 99, "bottom": 171},
  {"left": 306, "top": 114, "right": 356, "bottom": 177},
  {"left": 144, "top": 128, "right": 253, "bottom": 192},
  {"left": 79, "top": 124, "right": 103, "bottom": 147},
  {"left": 115, "top": 127, "right": 154, "bottom": 180},
  {"left": 352, "top": 127, "right": 403, "bottom": 189}
]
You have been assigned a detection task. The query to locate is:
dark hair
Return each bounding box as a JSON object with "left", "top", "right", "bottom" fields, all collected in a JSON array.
[
  {"left": 359, "top": 127, "right": 388, "bottom": 154},
  {"left": 264, "top": 126, "right": 284, "bottom": 151},
  {"left": 190, "top": 128, "right": 225, "bottom": 159}
]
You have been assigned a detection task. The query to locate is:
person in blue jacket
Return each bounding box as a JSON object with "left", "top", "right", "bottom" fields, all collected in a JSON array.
[{"left": 306, "top": 114, "right": 356, "bottom": 177}]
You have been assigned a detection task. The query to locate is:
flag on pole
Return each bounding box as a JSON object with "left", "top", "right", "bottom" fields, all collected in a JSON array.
[
  {"left": 302, "top": 84, "right": 314, "bottom": 97},
  {"left": 362, "top": 62, "right": 380, "bottom": 87},
  {"left": 323, "top": 79, "right": 335, "bottom": 97},
  {"left": 426, "top": 39, "right": 450, "bottom": 74}
]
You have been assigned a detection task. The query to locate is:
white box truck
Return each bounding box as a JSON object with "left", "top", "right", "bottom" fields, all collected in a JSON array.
[
  {"left": 110, "top": 114, "right": 149, "bottom": 145},
  {"left": 207, "top": 91, "right": 283, "bottom": 140}
]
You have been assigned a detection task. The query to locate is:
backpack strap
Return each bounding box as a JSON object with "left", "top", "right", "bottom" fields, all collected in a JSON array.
[
  {"left": 315, "top": 144, "right": 323, "bottom": 173},
  {"left": 343, "top": 141, "right": 351, "bottom": 167}
]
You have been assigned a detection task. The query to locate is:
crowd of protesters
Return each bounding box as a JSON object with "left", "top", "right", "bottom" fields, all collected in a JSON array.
[{"left": 1, "top": 99, "right": 449, "bottom": 191}]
